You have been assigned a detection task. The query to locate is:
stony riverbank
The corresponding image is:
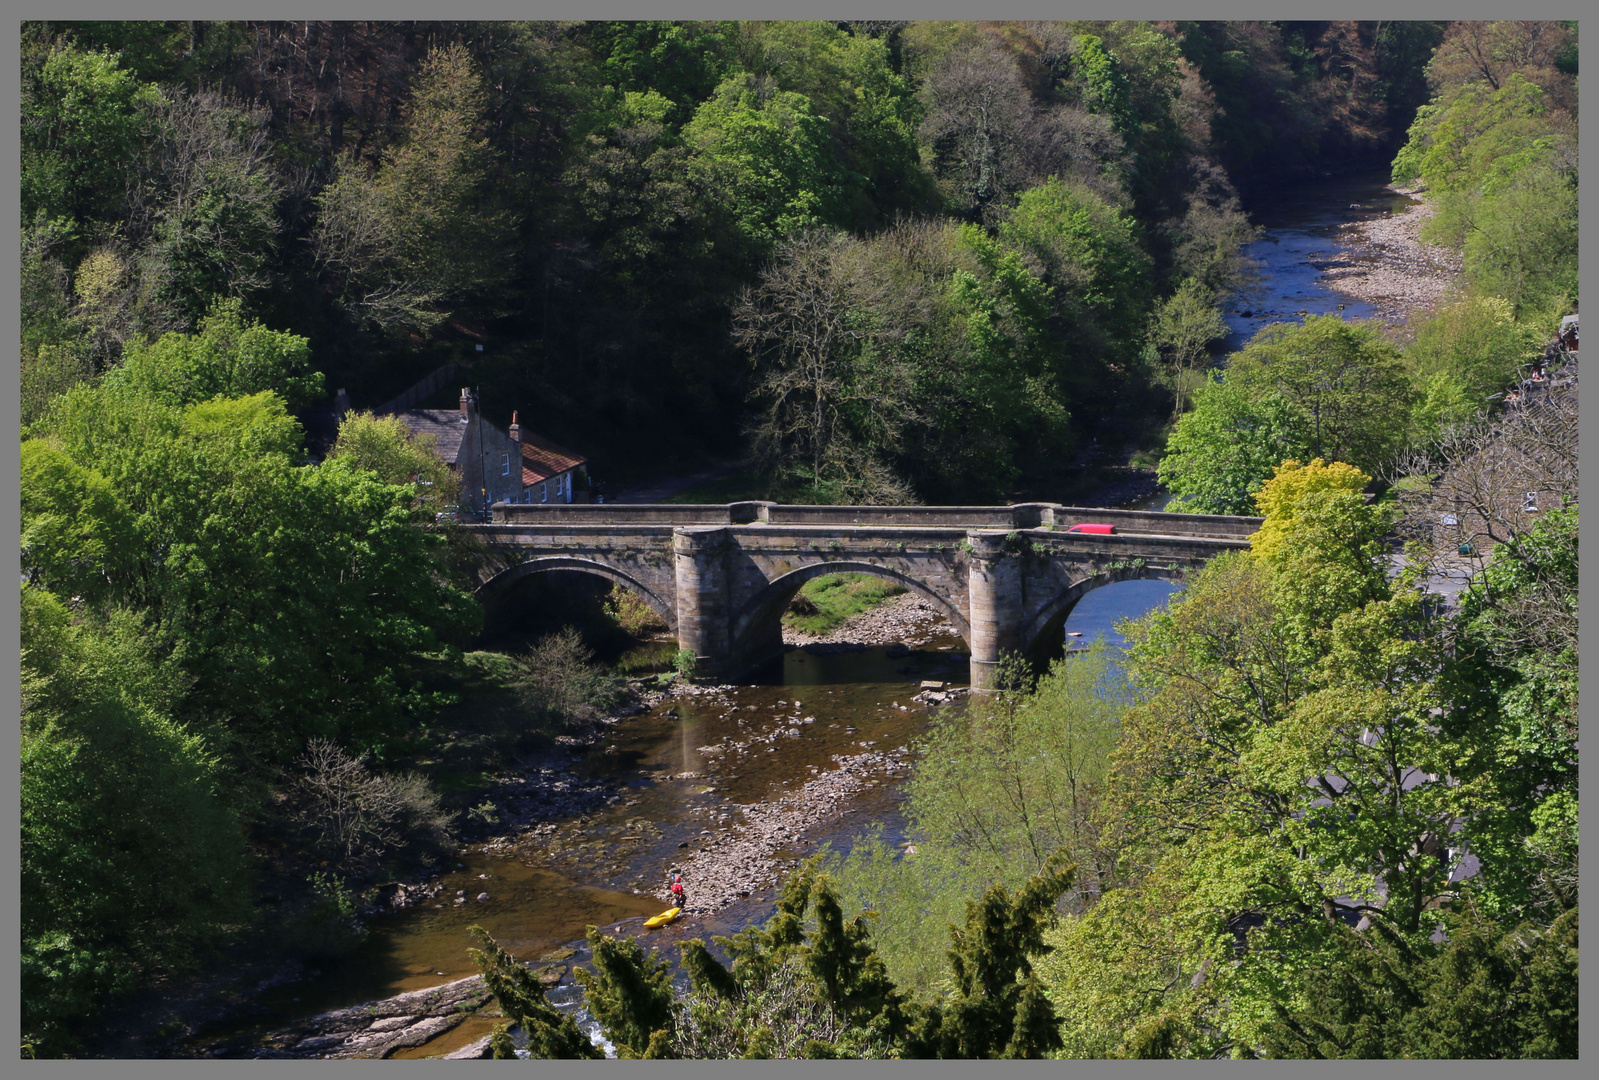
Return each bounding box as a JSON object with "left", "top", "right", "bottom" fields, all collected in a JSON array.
[
  {"left": 245, "top": 975, "right": 494, "bottom": 1059},
  {"left": 783, "top": 591, "right": 952, "bottom": 647},
  {"left": 656, "top": 743, "right": 916, "bottom": 914},
  {"left": 1324, "top": 185, "right": 1463, "bottom": 321},
  {"left": 191, "top": 598, "right": 972, "bottom": 1062}
]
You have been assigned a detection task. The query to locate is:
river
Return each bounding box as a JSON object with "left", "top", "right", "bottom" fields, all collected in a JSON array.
[
  {"left": 1224, "top": 170, "right": 1419, "bottom": 349},
  {"left": 186, "top": 170, "right": 1401, "bottom": 1060}
]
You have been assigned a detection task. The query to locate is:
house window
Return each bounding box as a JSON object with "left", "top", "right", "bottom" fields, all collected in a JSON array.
[
  {"left": 540, "top": 482, "right": 548, "bottom": 503},
  {"left": 502, "top": 453, "right": 511, "bottom": 476}
]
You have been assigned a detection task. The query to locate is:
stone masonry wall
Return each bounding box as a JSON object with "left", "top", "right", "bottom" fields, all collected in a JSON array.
[{"left": 470, "top": 516, "right": 1252, "bottom": 686}]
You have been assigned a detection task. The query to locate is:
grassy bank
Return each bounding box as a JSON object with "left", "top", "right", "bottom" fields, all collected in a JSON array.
[{"left": 783, "top": 573, "right": 908, "bottom": 636}]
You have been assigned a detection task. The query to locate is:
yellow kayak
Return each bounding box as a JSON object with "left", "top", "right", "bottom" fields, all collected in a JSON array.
[{"left": 643, "top": 906, "right": 682, "bottom": 930}]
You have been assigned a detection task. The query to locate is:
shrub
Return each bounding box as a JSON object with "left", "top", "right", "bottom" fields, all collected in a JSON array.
[
  {"left": 288, "top": 871, "right": 367, "bottom": 960},
  {"left": 512, "top": 627, "right": 625, "bottom": 725},
  {"left": 672, "top": 648, "right": 699, "bottom": 681},
  {"left": 290, "top": 737, "right": 456, "bottom": 875},
  {"left": 604, "top": 582, "right": 668, "bottom": 636}
]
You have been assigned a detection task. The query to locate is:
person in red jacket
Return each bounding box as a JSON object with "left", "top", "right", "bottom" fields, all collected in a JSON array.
[{"left": 669, "top": 873, "right": 686, "bottom": 910}]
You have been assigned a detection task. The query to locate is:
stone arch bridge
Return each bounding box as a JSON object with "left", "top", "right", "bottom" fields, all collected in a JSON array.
[{"left": 469, "top": 502, "right": 1260, "bottom": 690}]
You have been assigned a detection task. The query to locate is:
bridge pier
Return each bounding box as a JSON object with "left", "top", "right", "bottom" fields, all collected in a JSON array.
[
  {"left": 966, "top": 530, "right": 1023, "bottom": 692},
  {"left": 476, "top": 504, "right": 1256, "bottom": 688},
  {"left": 673, "top": 526, "right": 732, "bottom": 678}
]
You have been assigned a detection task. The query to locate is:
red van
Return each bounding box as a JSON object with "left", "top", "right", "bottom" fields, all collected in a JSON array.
[{"left": 1065, "top": 523, "right": 1116, "bottom": 535}]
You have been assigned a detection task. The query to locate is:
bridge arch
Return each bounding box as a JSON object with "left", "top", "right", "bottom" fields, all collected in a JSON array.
[
  {"left": 475, "top": 556, "right": 677, "bottom": 632},
  {"left": 732, "top": 560, "right": 971, "bottom": 659},
  {"left": 1020, "top": 565, "right": 1189, "bottom": 661}
]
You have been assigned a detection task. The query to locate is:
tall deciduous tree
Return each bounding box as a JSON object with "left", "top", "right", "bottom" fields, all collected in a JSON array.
[
  {"left": 1224, "top": 315, "right": 1415, "bottom": 471},
  {"left": 919, "top": 40, "right": 1124, "bottom": 225},
  {"left": 21, "top": 587, "right": 246, "bottom": 1057},
  {"left": 1143, "top": 276, "right": 1228, "bottom": 417},
  {"left": 313, "top": 43, "right": 517, "bottom": 334},
  {"left": 126, "top": 88, "right": 284, "bottom": 324},
  {"left": 1158, "top": 374, "right": 1312, "bottom": 514}
]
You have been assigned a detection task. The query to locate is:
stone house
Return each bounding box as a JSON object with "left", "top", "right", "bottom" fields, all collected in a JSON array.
[{"left": 380, "top": 388, "right": 588, "bottom": 516}]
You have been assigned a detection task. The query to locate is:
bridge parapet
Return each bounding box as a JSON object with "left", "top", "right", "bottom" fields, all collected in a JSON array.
[
  {"left": 491, "top": 501, "right": 1261, "bottom": 539},
  {"left": 472, "top": 507, "right": 1257, "bottom": 689}
]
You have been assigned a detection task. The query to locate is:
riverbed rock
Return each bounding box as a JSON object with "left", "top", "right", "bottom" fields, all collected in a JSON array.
[
  {"left": 444, "top": 1035, "right": 494, "bottom": 1059},
  {"left": 253, "top": 974, "right": 491, "bottom": 1058},
  {"left": 366, "top": 1016, "right": 413, "bottom": 1033},
  {"left": 1326, "top": 188, "right": 1462, "bottom": 321}
]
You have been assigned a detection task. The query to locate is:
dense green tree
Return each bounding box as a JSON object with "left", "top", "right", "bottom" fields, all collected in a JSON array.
[
  {"left": 1225, "top": 315, "right": 1416, "bottom": 471},
  {"left": 21, "top": 587, "right": 247, "bottom": 1057},
  {"left": 1043, "top": 460, "right": 1496, "bottom": 1055},
  {"left": 1391, "top": 71, "right": 1577, "bottom": 314},
  {"left": 735, "top": 21, "right": 933, "bottom": 231},
  {"left": 1158, "top": 374, "right": 1313, "bottom": 514},
  {"left": 1457, "top": 159, "right": 1578, "bottom": 316},
  {"left": 326, "top": 410, "right": 461, "bottom": 519},
  {"left": 19, "top": 440, "right": 135, "bottom": 607},
  {"left": 104, "top": 297, "right": 324, "bottom": 410},
  {"left": 20, "top": 345, "right": 95, "bottom": 431},
  {"left": 583, "top": 20, "right": 740, "bottom": 123},
  {"left": 26, "top": 386, "right": 477, "bottom": 763},
  {"left": 20, "top": 217, "right": 76, "bottom": 361},
  {"left": 903, "top": 647, "right": 1128, "bottom": 904},
  {"left": 681, "top": 73, "right": 844, "bottom": 259},
  {"left": 1450, "top": 505, "right": 1578, "bottom": 919},
  {"left": 1405, "top": 295, "right": 1542, "bottom": 435},
  {"left": 998, "top": 176, "right": 1153, "bottom": 359},
  {"left": 22, "top": 44, "right": 157, "bottom": 235}
]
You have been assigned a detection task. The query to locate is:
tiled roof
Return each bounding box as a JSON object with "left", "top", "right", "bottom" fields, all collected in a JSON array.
[
  {"left": 521, "top": 431, "right": 587, "bottom": 485},
  {"left": 387, "top": 409, "right": 471, "bottom": 464}
]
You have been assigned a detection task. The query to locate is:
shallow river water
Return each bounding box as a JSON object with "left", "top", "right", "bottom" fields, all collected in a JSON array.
[
  {"left": 1224, "top": 170, "right": 1417, "bottom": 349},
  {"left": 198, "top": 171, "right": 1400, "bottom": 1058}
]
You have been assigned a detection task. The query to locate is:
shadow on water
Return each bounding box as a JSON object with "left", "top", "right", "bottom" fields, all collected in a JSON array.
[{"left": 200, "top": 858, "right": 661, "bottom": 1046}]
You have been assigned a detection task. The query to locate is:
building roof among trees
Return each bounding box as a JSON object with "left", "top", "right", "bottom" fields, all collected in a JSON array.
[
  {"left": 521, "top": 431, "right": 586, "bottom": 485},
  {"left": 386, "top": 409, "right": 470, "bottom": 464}
]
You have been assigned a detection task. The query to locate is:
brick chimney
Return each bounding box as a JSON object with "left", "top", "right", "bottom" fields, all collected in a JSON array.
[
  {"left": 459, "top": 387, "right": 476, "bottom": 418},
  {"left": 508, "top": 410, "right": 522, "bottom": 444}
]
